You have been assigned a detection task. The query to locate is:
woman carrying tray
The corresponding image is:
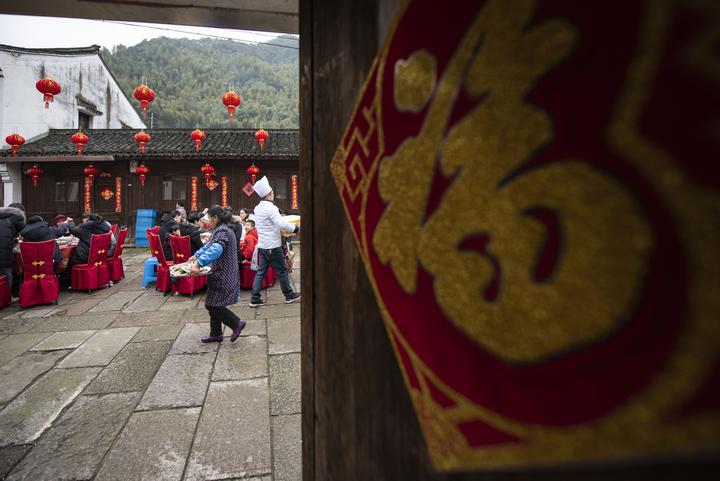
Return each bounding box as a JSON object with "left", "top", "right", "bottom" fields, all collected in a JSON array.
[{"left": 188, "top": 205, "right": 246, "bottom": 343}]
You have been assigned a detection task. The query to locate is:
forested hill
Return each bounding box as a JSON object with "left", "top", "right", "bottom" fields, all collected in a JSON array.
[{"left": 100, "top": 36, "right": 298, "bottom": 129}]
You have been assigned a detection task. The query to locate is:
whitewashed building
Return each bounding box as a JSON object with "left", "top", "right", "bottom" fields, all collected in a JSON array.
[{"left": 0, "top": 44, "right": 145, "bottom": 205}]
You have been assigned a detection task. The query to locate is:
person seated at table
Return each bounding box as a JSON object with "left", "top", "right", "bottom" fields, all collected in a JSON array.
[
  {"left": 187, "top": 212, "right": 206, "bottom": 231},
  {"left": 239, "top": 219, "right": 257, "bottom": 262},
  {"left": 179, "top": 212, "right": 203, "bottom": 254},
  {"left": 19, "top": 216, "right": 62, "bottom": 268},
  {"left": 67, "top": 213, "right": 111, "bottom": 270},
  {"left": 159, "top": 210, "right": 183, "bottom": 261},
  {"left": 53, "top": 214, "right": 75, "bottom": 234},
  {"left": 0, "top": 203, "right": 26, "bottom": 293}
]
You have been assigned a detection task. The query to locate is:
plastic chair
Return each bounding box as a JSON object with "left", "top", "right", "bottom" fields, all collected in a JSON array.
[
  {"left": 19, "top": 240, "right": 60, "bottom": 307},
  {"left": 107, "top": 228, "right": 127, "bottom": 283},
  {"left": 148, "top": 232, "right": 172, "bottom": 293},
  {"left": 169, "top": 235, "right": 206, "bottom": 296},
  {"left": 141, "top": 258, "right": 158, "bottom": 288},
  {"left": 0, "top": 275, "right": 10, "bottom": 309},
  {"left": 71, "top": 232, "right": 112, "bottom": 293}
]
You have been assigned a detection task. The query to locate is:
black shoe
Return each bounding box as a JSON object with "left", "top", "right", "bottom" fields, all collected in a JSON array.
[
  {"left": 285, "top": 293, "right": 301, "bottom": 304},
  {"left": 249, "top": 299, "right": 266, "bottom": 307}
]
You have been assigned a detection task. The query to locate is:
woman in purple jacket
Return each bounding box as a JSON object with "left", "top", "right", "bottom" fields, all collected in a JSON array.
[{"left": 189, "top": 205, "right": 245, "bottom": 343}]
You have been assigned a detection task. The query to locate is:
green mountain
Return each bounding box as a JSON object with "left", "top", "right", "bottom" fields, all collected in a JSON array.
[{"left": 101, "top": 36, "right": 299, "bottom": 129}]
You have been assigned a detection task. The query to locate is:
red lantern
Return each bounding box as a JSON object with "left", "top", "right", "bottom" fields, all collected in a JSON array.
[
  {"left": 255, "top": 128, "right": 268, "bottom": 150},
  {"left": 134, "top": 130, "right": 151, "bottom": 154},
  {"left": 200, "top": 162, "right": 216, "bottom": 182},
  {"left": 190, "top": 129, "right": 206, "bottom": 153},
  {"left": 35, "top": 77, "right": 62, "bottom": 108},
  {"left": 5, "top": 133, "right": 25, "bottom": 157},
  {"left": 26, "top": 164, "right": 43, "bottom": 187},
  {"left": 135, "top": 163, "right": 150, "bottom": 187},
  {"left": 71, "top": 131, "right": 89, "bottom": 156},
  {"left": 84, "top": 164, "right": 100, "bottom": 184},
  {"left": 222, "top": 90, "right": 241, "bottom": 124},
  {"left": 246, "top": 163, "right": 261, "bottom": 184},
  {"left": 133, "top": 84, "right": 156, "bottom": 118}
]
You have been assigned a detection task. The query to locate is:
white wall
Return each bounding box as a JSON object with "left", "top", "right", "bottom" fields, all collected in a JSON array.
[{"left": 0, "top": 47, "right": 146, "bottom": 205}]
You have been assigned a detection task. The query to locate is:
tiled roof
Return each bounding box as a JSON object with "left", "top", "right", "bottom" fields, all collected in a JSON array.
[
  {"left": 0, "top": 44, "right": 101, "bottom": 56},
  {"left": 1, "top": 129, "right": 299, "bottom": 159}
]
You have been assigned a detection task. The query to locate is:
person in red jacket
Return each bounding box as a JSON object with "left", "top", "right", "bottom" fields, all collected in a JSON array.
[{"left": 239, "top": 220, "right": 257, "bottom": 261}]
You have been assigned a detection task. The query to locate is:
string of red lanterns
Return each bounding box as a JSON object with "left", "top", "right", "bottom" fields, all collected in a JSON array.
[
  {"left": 36, "top": 77, "right": 62, "bottom": 108},
  {"left": 5, "top": 133, "right": 25, "bottom": 157},
  {"left": 246, "top": 163, "right": 260, "bottom": 184},
  {"left": 71, "top": 131, "right": 89, "bottom": 156},
  {"left": 84, "top": 164, "right": 100, "bottom": 185},
  {"left": 200, "top": 162, "right": 215, "bottom": 183},
  {"left": 135, "top": 163, "right": 150, "bottom": 187}
]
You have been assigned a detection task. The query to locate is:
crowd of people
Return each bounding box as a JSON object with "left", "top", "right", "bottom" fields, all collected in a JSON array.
[{"left": 0, "top": 176, "right": 300, "bottom": 346}]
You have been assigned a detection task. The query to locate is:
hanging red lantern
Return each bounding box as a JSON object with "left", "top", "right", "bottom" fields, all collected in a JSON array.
[
  {"left": 135, "top": 163, "right": 150, "bottom": 187},
  {"left": 133, "top": 84, "right": 156, "bottom": 118},
  {"left": 255, "top": 128, "right": 268, "bottom": 150},
  {"left": 190, "top": 129, "right": 206, "bottom": 152},
  {"left": 84, "top": 164, "right": 100, "bottom": 184},
  {"left": 71, "top": 131, "right": 89, "bottom": 156},
  {"left": 134, "top": 130, "right": 151, "bottom": 154},
  {"left": 200, "top": 162, "right": 216, "bottom": 182},
  {"left": 26, "top": 164, "right": 43, "bottom": 187},
  {"left": 5, "top": 133, "right": 25, "bottom": 157},
  {"left": 246, "top": 163, "right": 261, "bottom": 184},
  {"left": 35, "top": 77, "right": 62, "bottom": 108},
  {"left": 222, "top": 90, "right": 241, "bottom": 124}
]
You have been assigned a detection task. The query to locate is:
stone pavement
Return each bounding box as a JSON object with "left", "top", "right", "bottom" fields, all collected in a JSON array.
[{"left": 0, "top": 247, "right": 301, "bottom": 481}]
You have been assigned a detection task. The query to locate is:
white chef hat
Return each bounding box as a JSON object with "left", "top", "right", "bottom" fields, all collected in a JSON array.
[{"left": 252, "top": 176, "right": 272, "bottom": 198}]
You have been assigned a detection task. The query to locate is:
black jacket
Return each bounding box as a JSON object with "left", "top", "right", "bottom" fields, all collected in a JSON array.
[
  {"left": 19, "top": 222, "right": 62, "bottom": 265},
  {"left": 0, "top": 207, "right": 26, "bottom": 268},
  {"left": 69, "top": 220, "right": 111, "bottom": 265},
  {"left": 179, "top": 222, "right": 203, "bottom": 254}
]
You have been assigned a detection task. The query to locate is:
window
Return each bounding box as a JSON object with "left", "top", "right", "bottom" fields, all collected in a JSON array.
[
  {"left": 174, "top": 179, "right": 187, "bottom": 200},
  {"left": 67, "top": 181, "right": 79, "bottom": 202},
  {"left": 274, "top": 177, "right": 288, "bottom": 199},
  {"left": 163, "top": 179, "right": 173, "bottom": 201},
  {"left": 79, "top": 112, "right": 92, "bottom": 130},
  {"left": 55, "top": 181, "right": 65, "bottom": 202}
]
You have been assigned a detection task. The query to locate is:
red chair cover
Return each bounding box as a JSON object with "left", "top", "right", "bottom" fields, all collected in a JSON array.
[
  {"left": 240, "top": 261, "right": 276, "bottom": 290},
  {"left": 169, "top": 235, "right": 206, "bottom": 295},
  {"left": 0, "top": 275, "right": 12, "bottom": 309},
  {"left": 146, "top": 226, "right": 160, "bottom": 237},
  {"left": 110, "top": 224, "right": 118, "bottom": 235},
  {"left": 148, "top": 232, "right": 172, "bottom": 292},
  {"left": 107, "top": 228, "right": 127, "bottom": 283},
  {"left": 19, "top": 240, "right": 60, "bottom": 307},
  {"left": 71, "top": 232, "right": 112, "bottom": 292}
]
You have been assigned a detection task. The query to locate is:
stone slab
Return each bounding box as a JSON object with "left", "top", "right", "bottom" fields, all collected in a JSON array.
[
  {"left": 0, "top": 317, "right": 42, "bottom": 335},
  {"left": 272, "top": 414, "right": 302, "bottom": 481},
  {"left": 123, "top": 293, "right": 168, "bottom": 312},
  {"left": 0, "top": 350, "right": 69, "bottom": 404},
  {"left": 170, "top": 323, "right": 221, "bottom": 355},
  {"left": 118, "top": 276, "right": 144, "bottom": 290},
  {"left": 84, "top": 340, "right": 172, "bottom": 394},
  {"left": 30, "top": 312, "right": 118, "bottom": 333},
  {"left": 29, "top": 330, "right": 96, "bottom": 351},
  {"left": 94, "top": 408, "right": 200, "bottom": 481},
  {"left": 111, "top": 309, "right": 186, "bottom": 328},
  {"left": 0, "top": 445, "right": 30, "bottom": 478},
  {"left": 184, "top": 379, "right": 271, "bottom": 481},
  {"left": 89, "top": 290, "right": 144, "bottom": 312},
  {"left": 137, "top": 353, "right": 215, "bottom": 410},
  {"left": 58, "top": 327, "right": 139, "bottom": 368},
  {"left": 269, "top": 353, "right": 301, "bottom": 415},
  {"left": 47, "top": 297, "right": 104, "bottom": 316},
  {"left": 131, "top": 324, "right": 183, "bottom": 342},
  {"left": 253, "top": 303, "right": 301, "bottom": 320},
  {"left": 160, "top": 297, "right": 200, "bottom": 311},
  {"left": 0, "top": 367, "right": 101, "bottom": 445},
  {"left": 267, "top": 318, "right": 300, "bottom": 354},
  {"left": 0, "top": 333, "right": 51, "bottom": 367},
  {"left": 18, "top": 306, "right": 57, "bottom": 319},
  {"left": 6, "top": 392, "right": 140, "bottom": 481},
  {"left": 213, "top": 335, "right": 268, "bottom": 381},
  {"left": 228, "top": 305, "right": 259, "bottom": 321}
]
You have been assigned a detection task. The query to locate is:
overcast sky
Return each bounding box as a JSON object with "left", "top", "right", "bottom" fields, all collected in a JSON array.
[{"left": 0, "top": 14, "right": 296, "bottom": 50}]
